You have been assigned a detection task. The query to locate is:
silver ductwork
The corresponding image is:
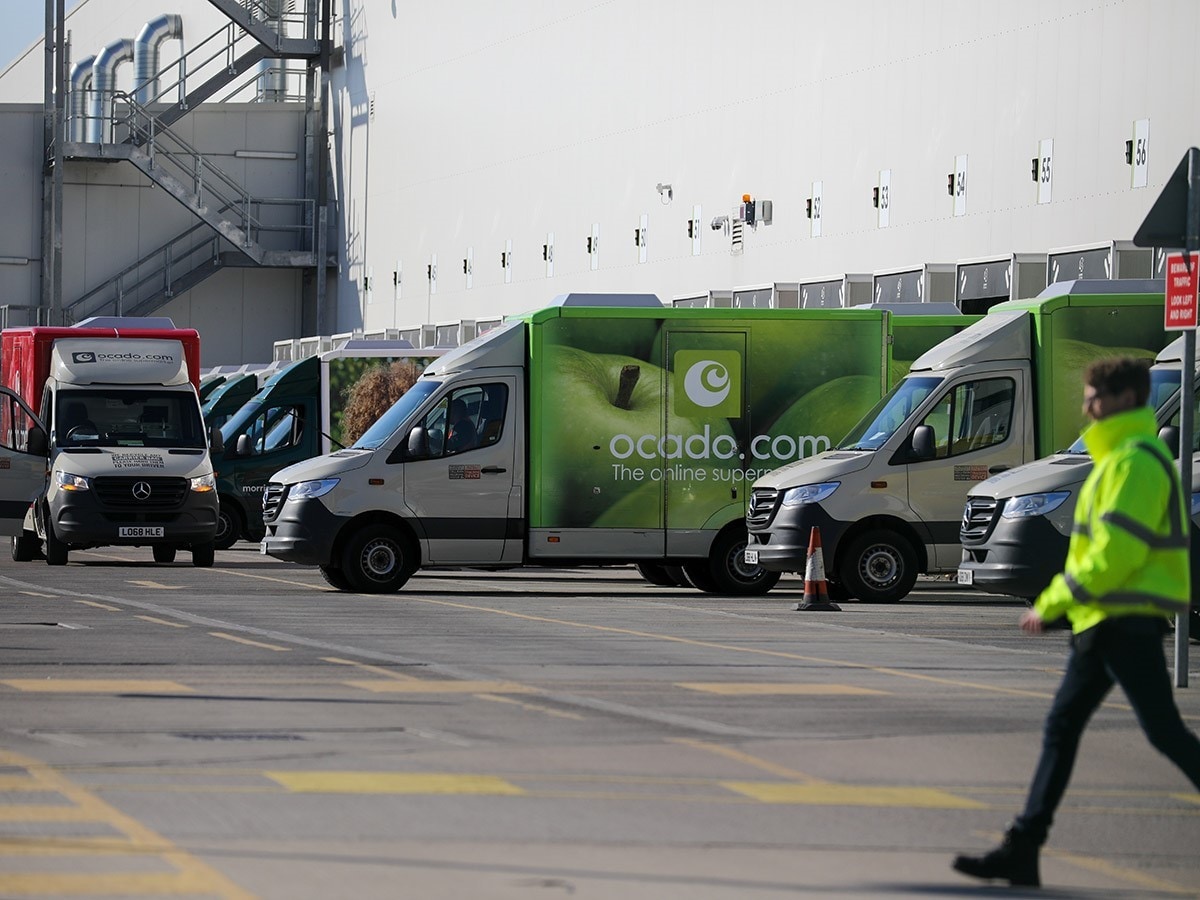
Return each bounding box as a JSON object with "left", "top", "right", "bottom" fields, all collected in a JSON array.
[
  {"left": 68, "top": 55, "right": 96, "bottom": 142},
  {"left": 88, "top": 38, "right": 135, "bottom": 143},
  {"left": 259, "top": 0, "right": 288, "bottom": 101},
  {"left": 133, "top": 14, "right": 184, "bottom": 105}
]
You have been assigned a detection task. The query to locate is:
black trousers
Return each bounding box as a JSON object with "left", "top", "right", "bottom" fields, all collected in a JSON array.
[{"left": 1014, "top": 615, "right": 1200, "bottom": 845}]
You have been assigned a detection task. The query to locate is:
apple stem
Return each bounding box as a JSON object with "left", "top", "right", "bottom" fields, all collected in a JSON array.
[{"left": 614, "top": 365, "right": 640, "bottom": 410}]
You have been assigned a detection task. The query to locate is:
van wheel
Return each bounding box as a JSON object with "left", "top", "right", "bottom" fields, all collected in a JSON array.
[
  {"left": 191, "top": 542, "right": 215, "bottom": 568},
  {"left": 635, "top": 563, "right": 678, "bottom": 586},
  {"left": 214, "top": 500, "right": 242, "bottom": 550},
  {"left": 341, "top": 524, "right": 414, "bottom": 593},
  {"left": 685, "top": 528, "right": 781, "bottom": 596},
  {"left": 11, "top": 532, "right": 39, "bottom": 562},
  {"left": 44, "top": 521, "right": 68, "bottom": 566},
  {"left": 838, "top": 529, "right": 918, "bottom": 602},
  {"left": 153, "top": 545, "right": 177, "bottom": 564},
  {"left": 319, "top": 565, "right": 355, "bottom": 592},
  {"left": 662, "top": 565, "right": 690, "bottom": 587}
]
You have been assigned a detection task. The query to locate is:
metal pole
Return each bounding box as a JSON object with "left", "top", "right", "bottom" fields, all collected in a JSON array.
[
  {"left": 52, "top": 0, "right": 65, "bottom": 326},
  {"left": 41, "top": 0, "right": 54, "bottom": 315},
  {"left": 1177, "top": 146, "right": 1200, "bottom": 688}
]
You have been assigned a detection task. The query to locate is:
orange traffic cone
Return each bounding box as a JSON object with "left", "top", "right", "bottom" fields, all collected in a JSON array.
[{"left": 796, "top": 526, "right": 841, "bottom": 611}]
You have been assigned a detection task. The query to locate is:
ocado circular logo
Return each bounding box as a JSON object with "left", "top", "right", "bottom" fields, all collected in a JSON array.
[{"left": 683, "top": 360, "right": 731, "bottom": 408}]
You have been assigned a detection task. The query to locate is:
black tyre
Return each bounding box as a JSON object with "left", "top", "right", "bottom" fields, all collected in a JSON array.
[
  {"left": 340, "top": 524, "right": 414, "bottom": 593},
  {"left": 153, "top": 545, "right": 177, "bottom": 563},
  {"left": 214, "top": 499, "right": 242, "bottom": 551},
  {"left": 662, "top": 564, "right": 690, "bottom": 587},
  {"left": 838, "top": 529, "right": 918, "bottom": 603},
  {"left": 11, "top": 532, "right": 39, "bottom": 562},
  {"left": 319, "top": 565, "right": 356, "bottom": 592},
  {"left": 684, "top": 528, "right": 781, "bottom": 596},
  {"left": 191, "top": 541, "right": 215, "bottom": 568},
  {"left": 44, "top": 520, "right": 68, "bottom": 566},
  {"left": 826, "top": 578, "right": 852, "bottom": 604},
  {"left": 635, "top": 563, "right": 678, "bottom": 587}
]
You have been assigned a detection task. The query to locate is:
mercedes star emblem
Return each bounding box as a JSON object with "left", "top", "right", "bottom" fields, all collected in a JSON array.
[{"left": 131, "top": 481, "right": 152, "bottom": 501}]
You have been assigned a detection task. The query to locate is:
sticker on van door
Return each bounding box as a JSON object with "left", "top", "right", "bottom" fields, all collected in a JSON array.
[
  {"left": 953, "top": 465, "right": 989, "bottom": 481},
  {"left": 449, "top": 465, "right": 481, "bottom": 480}
]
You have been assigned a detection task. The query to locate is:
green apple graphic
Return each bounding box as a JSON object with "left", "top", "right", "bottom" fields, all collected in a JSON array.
[
  {"left": 537, "top": 345, "right": 738, "bottom": 528},
  {"left": 764, "top": 375, "right": 883, "bottom": 465},
  {"left": 1049, "top": 339, "right": 1157, "bottom": 451}
]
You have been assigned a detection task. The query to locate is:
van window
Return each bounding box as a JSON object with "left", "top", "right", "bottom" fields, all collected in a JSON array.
[
  {"left": 919, "top": 378, "right": 1015, "bottom": 459},
  {"left": 412, "top": 383, "right": 508, "bottom": 459}
]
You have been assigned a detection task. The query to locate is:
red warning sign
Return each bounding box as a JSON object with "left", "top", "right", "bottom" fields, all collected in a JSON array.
[{"left": 1165, "top": 251, "right": 1200, "bottom": 331}]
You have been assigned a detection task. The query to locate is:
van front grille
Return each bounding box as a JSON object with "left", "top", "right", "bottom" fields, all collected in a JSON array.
[
  {"left": 960, "top": 497, "right": 1000, "bottom": 543},
  {"left": 262, "top": 483, "right": 287, "bottom": 522},
  {"left": 92, "top": 476, "right": 188, "bottom": 510},
  {"left": 747, "top": 488, "right": 780, "bottom": 528}
]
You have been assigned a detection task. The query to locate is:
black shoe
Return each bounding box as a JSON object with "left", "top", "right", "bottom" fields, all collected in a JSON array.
[{"left": 952, "top": 828, "right": 1041, "bottom": 887}]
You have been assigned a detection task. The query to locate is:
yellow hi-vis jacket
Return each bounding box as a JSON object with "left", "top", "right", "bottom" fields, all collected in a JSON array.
[{"left": 1034, "top": 405, "right": 1190, "bottom": 634}]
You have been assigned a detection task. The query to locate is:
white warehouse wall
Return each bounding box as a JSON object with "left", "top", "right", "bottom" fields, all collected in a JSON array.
[{"left": 331, "top": 0, "right": 1199, "bottom": 331}]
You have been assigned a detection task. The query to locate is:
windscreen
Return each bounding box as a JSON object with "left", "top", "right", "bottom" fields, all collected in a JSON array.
[
  {"left": 56, "top": 389, "right": 205, "bottom": 449},
  {"left": 837, "top": 376, "right": 942, "bottom": 451},
  {"left": 352, "top": 380, "right": 441, "bottom": 450},
  {"left": 1066, "top": 366, "right": 1186, "bottom": 454}
]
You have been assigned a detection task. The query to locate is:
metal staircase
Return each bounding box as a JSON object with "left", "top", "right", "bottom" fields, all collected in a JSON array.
[{"left": 57, "top": 0, "right": 328, "bottom": 321}]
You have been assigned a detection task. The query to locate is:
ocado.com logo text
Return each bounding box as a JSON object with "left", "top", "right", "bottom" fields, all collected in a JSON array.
[{"left": 608, "top": 425, "right": 830, "bottom": 463}]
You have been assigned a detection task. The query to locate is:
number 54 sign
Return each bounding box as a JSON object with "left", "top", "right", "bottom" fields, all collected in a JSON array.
[{"left": 1165, "top": 252, "right": 1200, "bottom": 331}]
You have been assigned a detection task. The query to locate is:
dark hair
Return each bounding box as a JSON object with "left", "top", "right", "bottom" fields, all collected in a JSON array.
[{"left": 1084, "top": 357, "right": 1151, "bottom": 406}]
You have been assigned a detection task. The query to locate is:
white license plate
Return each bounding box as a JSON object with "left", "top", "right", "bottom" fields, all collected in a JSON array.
[
  {"left": 119, "top": 526, "right": 164, "bottom": 538},
  {"left": 956, "top": 568, "right": 974, "bottom": 586},
  {"left": 744, "top": 548, "right": 759, "bottom": 565}
]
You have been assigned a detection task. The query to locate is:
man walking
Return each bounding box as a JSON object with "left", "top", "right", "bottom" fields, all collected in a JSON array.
[{"left": 953, "top": 357, "right": 1200, "bottom": 888}]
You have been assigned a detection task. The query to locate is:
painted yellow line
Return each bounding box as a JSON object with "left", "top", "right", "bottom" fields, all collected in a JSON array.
[
  {"left": 676, "top": 682, "right": 888, "bottom": 696},
  {"left": 207, "top": 632, "right": 291, "bottom": 652},
  {"left": 321, "top": 656, "right": 422, "bottom": 682},
  {"left": 346, "top": 679, "right": 532, "bottom": 694},
  {"left": 475, "top": 692, "right": 585, "bottom": 720},
  {"left": 266, "top": 771, "right": 525, "bottom": 796},
  {"left": 1172, "top": 792, "right": 1200, "bottom": 805},
  {"left": 18, "top": 591, "right": 55, "bottom": 598},
  {"left": 398, "top": 596, "right": 1061, "bottom": 700},
  {"left": 0, "top": 749, "right": 255, "bottom": 900},
  {"left": 128, "top": 580, "right": 184, "bottom": 590},
  {"left": 75, "top": 599, "right": 121, "bottom": 611},
  {"left": 0, "top": 805, "right": 102, "bottom": 823},
  {"left": 0, "top": 836, "right": 142, "bottom": 856},
  {"left": 135, "top": 615, "right": 188, "bottom": 629},
  {"left": 1, "top": 679, "right": 193, "bottom": 694},
  {"left": 723, "top": 780, "right": 987, "bottom": 809},
  {"left": 0, "top": 776, "right": 50, "bottom": 791},
  {"left": 211, "top": 567, "right": 319, "bottom": 589},
  {"left": 0, "top": 871, "right": 235, "bottom": 894},
  {"left": 668, "top": 738, "right": 822, "bottom": 783}
]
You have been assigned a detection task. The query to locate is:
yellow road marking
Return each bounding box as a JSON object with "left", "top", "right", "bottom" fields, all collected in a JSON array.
[
  {"left": 75, "top": 599, "right": 121, "bottom": 611},
  {"left": 346, "top": 679, "right": 533, "bottom": 694},
  {"left": 18, "top": 591, "right": 54, "bottom": 598},
  {"left": 128, "top": 580, "right": 183, "bottom": 590},
  {"left": 1, "top": 679, "right": 192, "bottom": 694},
  {"left": 207, "top": 632, "right": 291, "bottom": 652},
  {"left": 266, "top": 771, "right": 525, "bottom": 796},
  {"left": 668, "top": 738, "right": 821, "bottom": 782},
  {"left": 135, "top": 615, "right": 188, "bottom": 629},
  {"left": 396, "top": 596, "right": 1062, "bottom": 700},
  {"left": 475, "top": 692, "right": 585, "bottom": 720},
  {"left": 321, "top": 656, "right": 422, "bottom": 681},
  {"left": 677, "top": 683, "right": 888, "bottom": 696},
  {"left": 211, "top": 567, "right": 319, "bottom": 588},
  {"left": 0, "top": 805, "right": 102, "bottom": 823},
  {"left": 723, "top": 781, "right": 987, "bottom": 809},
  {"left": 1173, "top": 792, "right": 1200, "bottom": 805},
  {"left": 0, "top": 836, "right": 142, "bottom": 855},
  {"left": 0, "top": 749, "right": 255, "bottom": 899}
]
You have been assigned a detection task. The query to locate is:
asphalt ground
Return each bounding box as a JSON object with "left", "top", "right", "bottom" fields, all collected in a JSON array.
[{"left": 0, "top": 546, "right": 1198, "bottom": 899}]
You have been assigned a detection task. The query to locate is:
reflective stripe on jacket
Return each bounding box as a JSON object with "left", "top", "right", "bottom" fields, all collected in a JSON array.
[{"left": 1034, "top": 405, "right": 1190, "bottom": 633}]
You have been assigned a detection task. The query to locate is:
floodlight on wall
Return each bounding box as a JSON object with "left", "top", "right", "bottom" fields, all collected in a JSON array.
[
  {"left": 655, "top": 182, "right": 673, "bottom": 205},
  {"left": 235, "top": 150, "right": 298, "bottom": 160},
  {"left": 0, "top": 257, "right": 30, "bottom": 265},
  {"left": 1031, "top": 158, "right": 1039, "bottom": 182}
]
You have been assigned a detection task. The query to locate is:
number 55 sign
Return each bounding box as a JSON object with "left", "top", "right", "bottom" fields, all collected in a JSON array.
[{"left": 1165, "top": 252, "right": 1199, "bottom": 331}]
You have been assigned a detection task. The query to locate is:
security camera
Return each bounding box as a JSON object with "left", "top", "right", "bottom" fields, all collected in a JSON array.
[{"left": 710, "top": 215, "right": 729, "bottom": 231}]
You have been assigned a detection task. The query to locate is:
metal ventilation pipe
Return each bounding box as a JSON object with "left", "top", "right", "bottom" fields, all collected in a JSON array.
[
  {"left": 68, "top": 55, "right": 96, "bottom": 142},
  {"left": 260, "top": 0, "right": 288, "bottom": 102},
  {"left": 88, "top": 38, "right": 135, "bottom": 143},
  {"left": 133, "top": 14, "right": 183, "bottom": 105}
]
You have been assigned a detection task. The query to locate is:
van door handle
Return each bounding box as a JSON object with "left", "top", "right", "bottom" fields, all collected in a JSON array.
[
  {"left": 481, "top": 466, "right": 507, "bottom": 474},
  {"left": 988, "top": 465, "right": 1009, "bottom": 474}
]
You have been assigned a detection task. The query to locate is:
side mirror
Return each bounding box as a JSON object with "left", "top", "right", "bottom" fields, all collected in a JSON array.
[
  {"left": 235, "top": 433, "right": 251, "bottom": 456},
  {"left": 407, "top": 426, "right": 429, "bottom": 458},
  {"left": 27, "top": 426, "right": 48, "bottom": 457},
  {"left": 209, "top": 425, "right": 225, "bottom": 456},
  {"left": 1159, "top": 425, "right": 1181, "bottom": 459},
  {"left": 910, "top": 424, "right": 937, "bottom": 461}
]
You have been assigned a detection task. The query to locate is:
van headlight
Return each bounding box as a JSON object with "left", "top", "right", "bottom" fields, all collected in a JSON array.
[
  {"left": 1002, "top": 491, "right": 1070, "bottom": 519},
  {"left": 55, "top": 471, "right": 90, "bottom": 491},
  {"left": 290, "top": 478, "right": 340, "bottom": 500},
  {"left": 1191, "top": 493, "right": 1200, "bottom": 518},
  {"left": 781, "top": 482, "right": 839, "bottom": 507},
  {"left": 190, "top": 473, "right": 216, "bottom": 493}
]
